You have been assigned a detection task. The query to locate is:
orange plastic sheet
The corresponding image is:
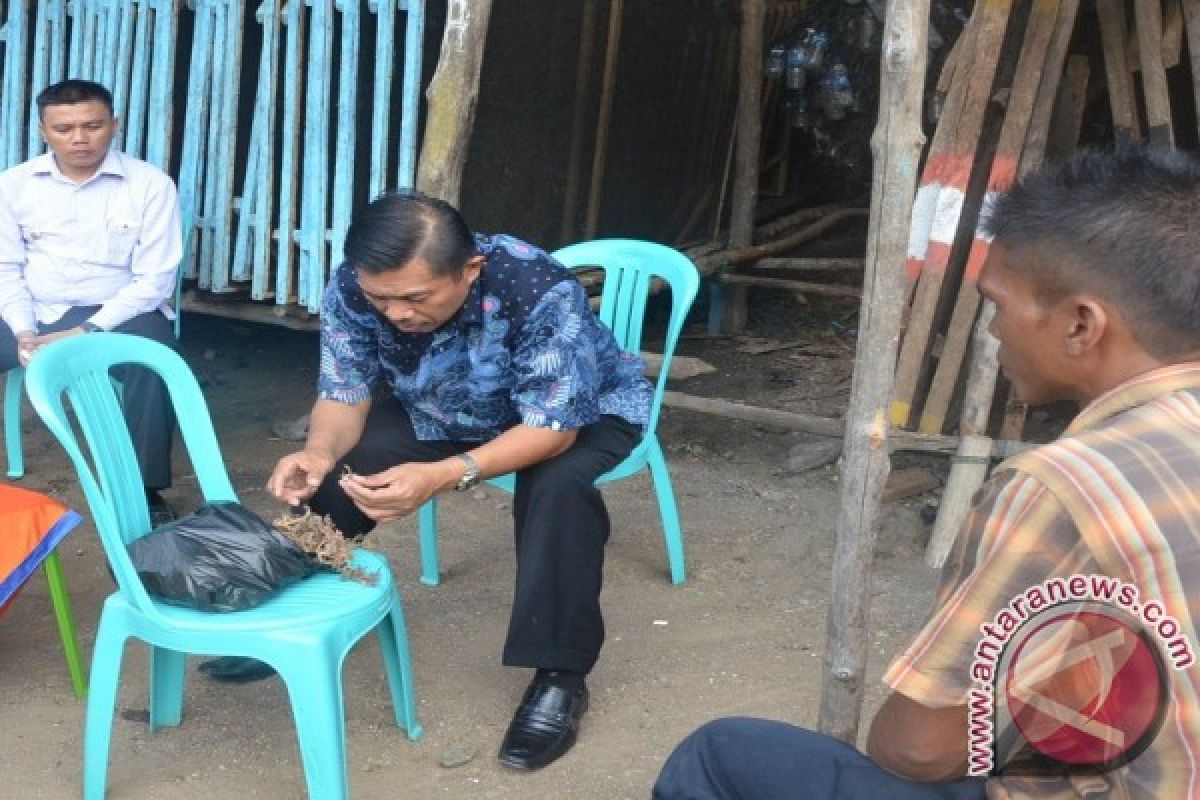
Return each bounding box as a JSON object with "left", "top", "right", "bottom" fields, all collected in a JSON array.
[{"left": 0, "top": 483, "right": 83, "bottom": 612}]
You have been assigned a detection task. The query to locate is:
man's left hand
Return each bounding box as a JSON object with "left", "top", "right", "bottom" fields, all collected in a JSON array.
[
  {"left": 339, "top": 462, "right": 453, "bottom": 522},
  {"left": 18, "top": 327, "right": 86, "bottom": 366}
]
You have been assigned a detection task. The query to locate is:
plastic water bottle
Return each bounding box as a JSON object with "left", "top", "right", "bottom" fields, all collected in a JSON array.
[
  {"left": 766, "top": 43, "right": 785, "bottom": 78},
  {"left": 786, "top": 41, "right": 807, "bottom": 90}
]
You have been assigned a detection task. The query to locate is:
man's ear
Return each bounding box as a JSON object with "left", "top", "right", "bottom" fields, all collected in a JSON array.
[
  {"left": 461, "top": 255, "right": 485, "bottom": 283},
  {"left": 1062, "top": 296, "right": 1109, "bottom": 357}
]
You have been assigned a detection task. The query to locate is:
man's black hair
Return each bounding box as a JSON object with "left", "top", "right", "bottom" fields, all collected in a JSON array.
[
  {"left": 36, "top": 79, "right": 114, "bottom": 119},
  {"left": 985, "top": 143, "right": 1200, "bottom": 359},
  {"left": 343, "top": 190, "right": 477, "bottom": 278}
]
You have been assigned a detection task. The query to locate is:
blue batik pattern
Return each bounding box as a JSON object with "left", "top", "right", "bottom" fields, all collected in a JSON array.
[{"left": 318, "top": 234, "right": 652, "bottom": 442}]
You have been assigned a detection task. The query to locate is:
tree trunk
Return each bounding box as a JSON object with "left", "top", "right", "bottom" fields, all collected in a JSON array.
[
  {"left": 416, "top": 0, "right": 495, "bottom": 205},
  {"left": 817, "top": 0, "right": 930, "bottom": 744}
]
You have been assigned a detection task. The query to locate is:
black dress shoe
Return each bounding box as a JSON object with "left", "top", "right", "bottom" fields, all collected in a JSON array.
[
  {"left": 498, "top": 677, "right": 589, "bottom": 770},
  {"left": 197, "top": 656, "right": 277, "bottom": 683}
]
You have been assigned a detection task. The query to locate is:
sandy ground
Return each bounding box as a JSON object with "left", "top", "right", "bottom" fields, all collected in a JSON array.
[{"left": 0, "top": 313, "right": 944, "bottom": 799}]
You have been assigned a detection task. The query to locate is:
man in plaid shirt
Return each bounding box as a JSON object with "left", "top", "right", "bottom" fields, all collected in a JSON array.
[{"left": 655, "top": 145, "right": 1200, "bottom": 799}]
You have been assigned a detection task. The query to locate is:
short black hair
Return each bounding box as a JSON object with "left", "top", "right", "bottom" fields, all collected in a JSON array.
[
  {"left": 985, "top": 143, "right": 1200, "bottom": 359},
  {"left": 343, "top": 190, "right": 477, "bottom": 278},
  {"left": 36, "top": 79, "right": 114, "bottom": 119}
]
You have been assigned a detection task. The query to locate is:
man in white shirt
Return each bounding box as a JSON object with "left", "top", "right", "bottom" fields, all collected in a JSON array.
[{"left": 0, "top": 79, "right": 183, "bottom": 521}]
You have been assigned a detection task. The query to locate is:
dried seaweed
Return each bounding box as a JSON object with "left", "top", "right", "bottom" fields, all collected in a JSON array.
[{"left": 272, "top": 508, "right": 377, "bottom": 585}]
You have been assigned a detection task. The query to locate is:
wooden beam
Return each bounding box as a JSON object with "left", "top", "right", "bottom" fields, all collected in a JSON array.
[
  {"left": 1183, "top": 0, "right": 1200, "bottom": 142},
  {"left": 583, "top": 0, "right": 625, "bottom": 238},
  {"left": 662, "top": 390, "right": 1031, "bottom": 457},
  {"left": 1046, "top": 53, "right": 1090, "bottom": 161},
  {"left": 559, "top": 0, "right": 600, "bottom": 244},
  {"left": 1134, "top": 0, "right": 1174, "bottom": 146},
  {"left": 818, "top": 0, "right": 931, "bottom": 745},
  {"left": 1096, "top": 0, "right": 1142, "bottom": 140},
  {"left": 720, "top": 273, "right": 862, "bottom": 299},
  {"left": 754, "top": 257, "right": 864, "bottom": 270},
  {"left": 720, "top": 0, "right": 766, "bottom": 333}
]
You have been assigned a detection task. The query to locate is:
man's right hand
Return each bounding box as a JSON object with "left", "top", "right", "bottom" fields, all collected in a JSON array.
[{"left": 266, "top": 449, "right": 336, "bottom": 506}]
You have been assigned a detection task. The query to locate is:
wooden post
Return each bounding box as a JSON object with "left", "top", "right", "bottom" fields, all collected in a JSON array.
[
  {"left": 1183, "top": 0, "right": 1200, "bottom": 142},
  {"left": 583, "top": 0, "right": 625, "bottom": 239},
  {"left": 559, "top": 0, "right": 600, "bottom": 245},
  {"left": 1134, "top": 0, "right": 1174, "bottom": 146},
  {"left": 1096, "top": 0, "right": 1141, "bottom": 141},
  {"left": 416, "top": 0, "right": 495, "bottom": 206},
  {"left": 817, "top": 0, "right": 930, "bottom": 744},
  {"left": 719, "top": 0, "right": 765, "bottom": 333}
]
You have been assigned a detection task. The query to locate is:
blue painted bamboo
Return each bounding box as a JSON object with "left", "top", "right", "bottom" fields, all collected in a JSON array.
[
  {"left": 251, "top": 0, "right": 281, "bottom": 300},
  {"left": 2, "top": 0, "right": 30, "bottom": 168},
  {"left": 397, "top": 0, "right": 424, "bottom": 188},
  {"left": 330, "top": 0, "right": 358, "bottom": 269},
  {"left": 124, "top": 0, "right": 152, "bottom": 157},
  {"left": 110, "top": 0, "right": 137, "bottom": 144},
  {"left": 178, "top": 0, "right": 215, "bottom": 282},
  {"left": 146, "top": 0, "right": 178, "bottom": 171},
  {"left": 274, "top": 0, "right": 304, "bottom": 307},
  {"left": 299, "top": 0, "right": 334, "bottom": 311},
  {"left": 368, "top": 0, "right": 396, "bottom": 198},
  {"left": 210, "top": 0, "right": 246, "bottom": 293}
]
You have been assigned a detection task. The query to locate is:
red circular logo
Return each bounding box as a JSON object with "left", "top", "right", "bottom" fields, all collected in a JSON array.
[{"left": 1000, "top": 608, "right": 1166, "bottom": 771}]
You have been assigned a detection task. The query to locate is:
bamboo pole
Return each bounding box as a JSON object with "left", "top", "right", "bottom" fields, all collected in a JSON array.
[
  {"left": 416, "top": 0, "right": 495, "bottom": 206},
  {"left": 1096, "top": 0, "right": 1141, "bottom": 141},
  {"left": 719, "top": 0, "right": 766, "bottom": 333},
  {"left": 918, "top": 0, "right": 1070, "bottom": 436},
  {"left": 1183, "top": 0, "right": 1200, "bottom": 142},
  {"left": 1134, "top": 0, "right": 1174, "bottom": 146},
  {"left": 817, "top": 0, "right": 930, "bottom": 744},
  {"left": 559, "top": 0, "right": 600, "bottom": 244},
  {"left": 925, "top": 0, "right": 1080, "bottom": 567},
  {"left": 583, "top": 0, "right": 625, "bottom": 239}
]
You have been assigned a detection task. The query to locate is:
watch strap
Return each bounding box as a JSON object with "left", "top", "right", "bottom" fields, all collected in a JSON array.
[{"left": 454, "top": 452, "right": 481, "bottom": 491}]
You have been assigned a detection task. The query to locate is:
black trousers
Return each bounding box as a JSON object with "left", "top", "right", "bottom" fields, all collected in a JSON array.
[
  {"left": 0, "top": 306, "right": 178, "bottom": 490},
  {"left": 309, "top": 397, "right": 640, "bottom": 675},
  {"left": 653, "top": 718, "right": 987, "bottom": 800}
]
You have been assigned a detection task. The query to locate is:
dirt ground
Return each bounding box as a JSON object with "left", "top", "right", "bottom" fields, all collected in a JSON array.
[{"left": 1, "top": 303, "right": 947, "bottom": 800}]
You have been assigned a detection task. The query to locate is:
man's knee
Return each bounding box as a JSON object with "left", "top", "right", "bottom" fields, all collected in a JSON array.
[{"left": 654, "top": 718, "right": 748, "bottom": 800}]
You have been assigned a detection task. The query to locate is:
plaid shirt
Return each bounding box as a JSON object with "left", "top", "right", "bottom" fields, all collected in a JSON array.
[{"left": 885, "top": 363, "right": 1200, "bottom": 799}]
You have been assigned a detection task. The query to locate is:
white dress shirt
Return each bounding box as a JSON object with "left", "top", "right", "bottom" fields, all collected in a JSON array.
[{"left": 0, "top": 149, "right": 182, "bottom": 334}]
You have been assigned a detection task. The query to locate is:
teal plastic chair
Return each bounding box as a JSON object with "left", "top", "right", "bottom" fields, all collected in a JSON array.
[
  {"left": 417, "top": 239, "right": 700, "bottom": 587},
  {"left": 4, "top": 367, "right": 23, "bottom": 478},
  {"left": 24, "top": 333, "right": 421, "bottom": 800}
]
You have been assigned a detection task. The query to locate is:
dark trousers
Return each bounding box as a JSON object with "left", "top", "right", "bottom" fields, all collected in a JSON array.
[
  {"left": 653, "top": 718, "right": 987, "bottom": 800},
  {"left": 0, "top": 307, "right": 177, "bottom": 490},
  {"left": 309, "top": 397, "right": 640, "bottom": 675}
]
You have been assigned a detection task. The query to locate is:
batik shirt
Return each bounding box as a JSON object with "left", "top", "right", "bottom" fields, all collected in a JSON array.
[
  {"left": 885, "top": 363, "right": 1200, "bottom": 799},
  {"left": 318, "top": 233, "right": 652, "bottom": 441}
]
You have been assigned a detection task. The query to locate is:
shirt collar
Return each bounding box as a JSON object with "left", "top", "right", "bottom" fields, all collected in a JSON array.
[
  {"left": 32, "top": 148, "right": 124, "bottom": 184},
  {"left": 1066, "top": 362, "right": 1200, "bottom": 434},
  {"left": 453, "top": 275, "right": 485, "bottom": 329}
]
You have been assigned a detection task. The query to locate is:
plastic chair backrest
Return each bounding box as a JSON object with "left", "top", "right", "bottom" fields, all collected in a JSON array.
[
  {"left": 551, "top": 239, "right": 700, "bottom": 441},
  {"left": 23, "top": 333, "right": 235, "bottom": 618}
]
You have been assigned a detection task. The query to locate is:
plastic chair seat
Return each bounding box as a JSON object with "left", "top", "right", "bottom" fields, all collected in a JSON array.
[{"left": 127, "top": 550, "right": 393, "bottom": 635}]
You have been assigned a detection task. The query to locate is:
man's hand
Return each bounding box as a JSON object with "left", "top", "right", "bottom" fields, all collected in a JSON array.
[
  {"left": 338, "top": 462, "right": 457, "bottom": 522},
  {"left": 15, "top": 330, "right": 37, "bottom": 367},
  {"left": 866, "top": 692, "right": 969, "bottom": 782},
  {"left": 266, "top": 449, "right": 337, "bottom": 506}
]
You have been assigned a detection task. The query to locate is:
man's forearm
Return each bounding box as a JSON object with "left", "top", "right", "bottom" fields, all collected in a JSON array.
[
  {"left": 305, "top": 397, "right": 371, "bottom": 463},
  {"left": 436, "top": 424, "right": 578, "bottom": 492}
]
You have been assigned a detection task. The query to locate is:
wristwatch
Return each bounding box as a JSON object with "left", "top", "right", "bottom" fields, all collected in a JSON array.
[
  {"left": 80, "top": 321, "right": 103, "bottom": 333},
  {"left": 454, "top": 453, "right": 481, "bottom": 491}
]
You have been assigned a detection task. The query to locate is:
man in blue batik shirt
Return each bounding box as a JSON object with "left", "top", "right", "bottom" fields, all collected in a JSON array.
[{"left": 256, "top": 191, "right": 650, "bottom": 770}]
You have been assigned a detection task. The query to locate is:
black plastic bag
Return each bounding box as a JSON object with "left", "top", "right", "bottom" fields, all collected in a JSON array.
[{"left": 128, "top": 502, "right": 319, "bottom": 612}]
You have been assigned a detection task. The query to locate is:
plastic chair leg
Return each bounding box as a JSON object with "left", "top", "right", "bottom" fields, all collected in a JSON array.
[
  {"left": 646, "top": 440, "right": 687, "bottom": 585},
  {"left": 417, "top": 497, "right": 441, "bottom": 586},
  {"left": 5, "top": 367, "right": 25, "bottom": 479},
  {"left": 283, "top": 651, "right": 350, "bottom": 800},
  {"left": 149, "top": 646, "right": 187, "bottom": 730},
  {"left": 375, "top": 607, "right": 423, "bottom": 740},
  {"left": 84, "top": 616, "right": 127, "bottom": 800},
  {"left": 43, "top": 550, "right": 87, "bottom": 697}
]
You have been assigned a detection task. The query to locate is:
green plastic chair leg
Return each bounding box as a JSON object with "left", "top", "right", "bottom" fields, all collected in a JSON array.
[
  {"left": 43, "top": 550, "right": 87, "bottom": 698},
  {"left": 5, "top": 367, "right": 25, "bottom": 479}
]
